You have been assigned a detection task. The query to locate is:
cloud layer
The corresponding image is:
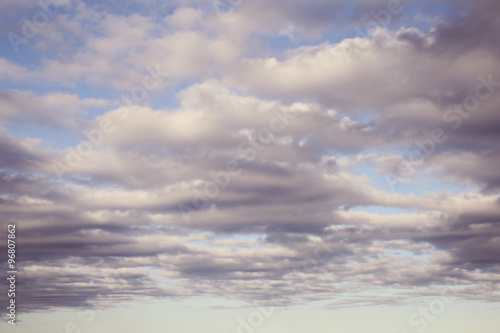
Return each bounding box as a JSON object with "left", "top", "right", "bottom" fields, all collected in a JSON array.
[{"left": 0, "top": 0, "right": 499, "bottom": 312}]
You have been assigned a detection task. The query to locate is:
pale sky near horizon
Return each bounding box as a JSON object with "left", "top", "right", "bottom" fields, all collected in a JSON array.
[{"left": 0, "top": 0, "right": 499, "bottom": 332}]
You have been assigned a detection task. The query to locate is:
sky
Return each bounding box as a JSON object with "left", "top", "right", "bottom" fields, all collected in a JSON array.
[{"left": 0, "top": 0, "right": 500, "bottom": 332}]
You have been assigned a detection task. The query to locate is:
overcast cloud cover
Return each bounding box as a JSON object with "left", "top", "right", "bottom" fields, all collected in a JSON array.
[{"left": 0, "top": 0, "right": 499, "bottom": 332}]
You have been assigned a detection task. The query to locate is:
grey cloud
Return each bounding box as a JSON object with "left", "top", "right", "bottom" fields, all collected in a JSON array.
[{"left": 1, "top": 0, "right": 499, "bottom": 314}]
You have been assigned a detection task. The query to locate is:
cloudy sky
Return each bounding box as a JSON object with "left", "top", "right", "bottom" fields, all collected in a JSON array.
[{"left": 1, "top": 0, "right": 500, "bottom": 332}]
